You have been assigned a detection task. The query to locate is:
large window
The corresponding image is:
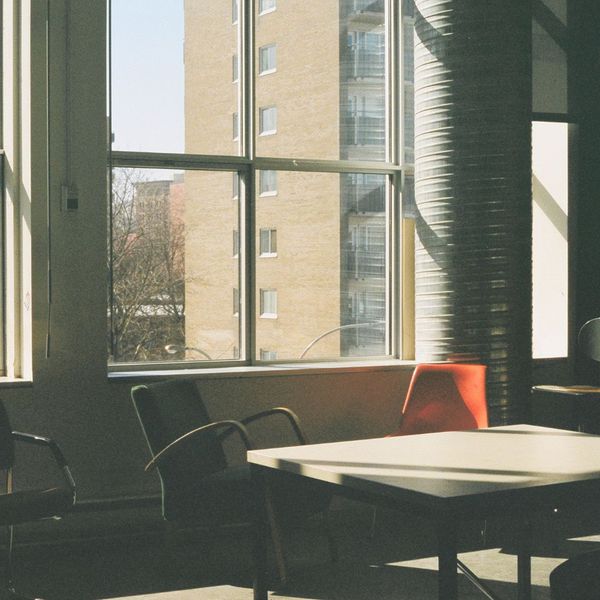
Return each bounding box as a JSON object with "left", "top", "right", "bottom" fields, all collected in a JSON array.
[{"left": 109, "top": 0, "right": 414, "bottom": 368}]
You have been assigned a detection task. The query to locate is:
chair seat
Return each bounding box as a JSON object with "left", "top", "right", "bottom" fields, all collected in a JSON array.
[
  {"left": 550, "top": 550, "right": 600, "bottom": 600},
  {"left": 0, "top": 487, "right": 73, "bottom": 527}
]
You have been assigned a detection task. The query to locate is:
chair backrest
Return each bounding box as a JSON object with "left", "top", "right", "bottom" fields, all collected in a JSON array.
[
  {"left": 390, "top": 363, "right": 488, "bottom": 436},
  {"left": 131, "top": 379, "right": 228, "bottom": 486},
  {"left": 0, "top": 401, "right": 15, "bottom": 470},
  {"left": 578, "top": 318, "right": 600, "bottom": 363}
]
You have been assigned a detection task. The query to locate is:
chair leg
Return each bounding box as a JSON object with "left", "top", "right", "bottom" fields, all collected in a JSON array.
[
  {"left": 321, "top": 511, "right": 338, "bottom": 564},
  {"left": 368, "top": 506, "right": 378, "bottom": 539},
  {"left": 265, "top": 486, "right": 288, "bottom": 587},
  {"left": 2, "top": 525, "right": 41, "bottom": 600}
]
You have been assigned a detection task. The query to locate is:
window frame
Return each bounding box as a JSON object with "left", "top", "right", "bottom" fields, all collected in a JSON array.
[
  {"left": 258, "top": 105, "right": 277, "bottom": 136},
  {"left": 258, "top": 44, "right": 276, "bottom": 75},
  {"left": 108, "top": 0, "right": 409, "bottom": 371}
]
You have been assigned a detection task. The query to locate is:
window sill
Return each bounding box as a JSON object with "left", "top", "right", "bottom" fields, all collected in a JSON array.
[
  {"left": 0, "top": 377, "right": 33, "bottom": 388},
  {"left": 108, "top": 358, "right": 416, "bottom": 382}
]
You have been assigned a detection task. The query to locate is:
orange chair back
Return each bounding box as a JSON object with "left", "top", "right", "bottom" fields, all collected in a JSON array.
[{"left": 389, "top": 363, "right": 488, "bottom": 436}]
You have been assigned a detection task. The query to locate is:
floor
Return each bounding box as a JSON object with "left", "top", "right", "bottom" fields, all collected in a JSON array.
[{"left": 8, "top": 504, "right": 600, "bottom": 600}]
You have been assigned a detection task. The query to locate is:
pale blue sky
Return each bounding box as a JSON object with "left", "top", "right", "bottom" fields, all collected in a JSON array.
[{"left": 111, "top": 0, "right": 184, "bottom": 154}]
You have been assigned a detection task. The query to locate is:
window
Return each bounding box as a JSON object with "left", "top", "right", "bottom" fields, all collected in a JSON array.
[
  {"left": 233, "top": 112, "right": 239, "bottom": 140},
  {"left": 259, "top": 170, "right": 277, "bottom": 196},
  {"left": 232, "top": 54, "right": 238, "bottom": 82},
  {"left": 532, "top": 121, "right": 569, "bottom": 359},
  {"left": 260, "top": 289, "right": 278, "bottom": 318},
  {"left": 259, "top": 0, "right": 276, "bottom": 15},
  {"left": 259, "top": 228, "right": 277, "bottom": 256},
  {"left": 233, "top": 288, "right": 240, "bottom": 315},
  {"left": 233, "top": 173, "right": 240, "bottom": 199},
  {"left": 259, "top": 44, "right": 276, "bottom": 75},
  {"left": 260, "top": 349, "right": 277, "bottom": 360},
  {"left": 109, "top": 0, "right": 409, "bottom": 368},
  {"left": 259, "top": 106, "right": 277, "bottom": 135}
]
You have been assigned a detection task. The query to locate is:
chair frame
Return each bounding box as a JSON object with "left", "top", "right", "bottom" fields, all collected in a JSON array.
[
  {"left": 141, "top": 402, "right": 334, "bottom": 585},
  {"left": 3, "top": 430, "right": 75, "bottom": 600}
]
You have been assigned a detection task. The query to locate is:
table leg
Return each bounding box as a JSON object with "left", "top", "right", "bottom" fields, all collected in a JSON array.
[
  {"left": 252, "top": 465, "right": 269, "bottom": 600},
  {"left": 517, "top": 519, "right": 532, "bottom": 600},
  {"left": 437, "top": 520, "right": 458, "bottom": 600}
]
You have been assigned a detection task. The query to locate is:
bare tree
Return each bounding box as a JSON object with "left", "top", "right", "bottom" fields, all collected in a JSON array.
[{"left": 109, "top": 168, "right": 185, "bottom": 362}]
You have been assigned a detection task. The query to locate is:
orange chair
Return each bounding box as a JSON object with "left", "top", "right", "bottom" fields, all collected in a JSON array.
[
  {"left": 381, "top": 363, "right": 492, "bottom": 597},
  {"left": 389, "top": 362, "right": 488, "bottom": 436}
]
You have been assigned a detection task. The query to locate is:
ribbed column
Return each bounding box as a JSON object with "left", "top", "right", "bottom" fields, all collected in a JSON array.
[{"left": 413, "top": 0, "right": 532, "bottom": 424}]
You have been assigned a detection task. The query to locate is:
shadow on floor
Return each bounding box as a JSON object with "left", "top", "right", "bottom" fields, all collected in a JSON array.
[{"left": 6, "top": 504, "right": 600, "bottom": 599}]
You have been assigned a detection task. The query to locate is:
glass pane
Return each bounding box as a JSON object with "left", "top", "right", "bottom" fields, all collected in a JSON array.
[
  {"left": 255, "top": 170, "right": 388, "bottom": 361},
  {"left": 111, "top": 0, "right": 241, "bottom": 155},
  {"left": 109, "top": 168, "right": 241, "bottom": 363},
  {"left": 532, "top": 0, "right": 567, "bottom": 114},
  {"left": 532, "top": 122, "right": 569, "bottom": 358},
  {"left": 255, "top": 0, "right": 387, "bottom": 161}
]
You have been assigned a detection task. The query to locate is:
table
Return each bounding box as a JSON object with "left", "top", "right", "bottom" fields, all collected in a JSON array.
[
  {"left": 532, "top": 385, "right": 600, "bottom": 433},
  {"left": 248, "top": 425, "right": 600, "bottom": 600}
]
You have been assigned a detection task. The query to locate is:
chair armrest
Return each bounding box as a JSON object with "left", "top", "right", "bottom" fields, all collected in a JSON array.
[
  {"left": 145, "top": 419, "right": 253, "bottom": 472},
  {"left": 238, "top": 407, "right": 308, "bottom": 445},
  {"left": 12, "top": 431, "right": 76, "bottom": 501}
]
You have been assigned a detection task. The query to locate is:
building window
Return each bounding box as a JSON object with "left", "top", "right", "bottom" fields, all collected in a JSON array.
[
  {"left": 232, "top": 0, "right": 238, "bottom": 24},
  {"left": 233, "top": 172, "right": 240, "bottom": 199},
  {"left": 259, "top": 170, "right": 277, "bottom": 196},
  {"left": 259, "top": 106, "right": 277, "bottom": 135},
  {"left": 259, "top": 228, "right": 277, "bottom": 256},
  {"left": 108, "top": 0, "right": 407, "bottom": 368},
  {"left": 232, "top": 54, "right": 238, "bottom": 82},
  {"left": 233, "top": 112, "right": 239, "bottom": 140},
  {"left": 259, "top": 0, "right": 276, "bottom": 15},
  {"left": 233, "top": 288, "right": 240, "bottom": 316},
  {"left": 260, "top": 289, "right": 278, "bottom": 318},
  {"left": 259, "top": 44, "right": 276, "bottom": 75},
  {"left": 260, "top": 349, "right": 277, "bottom": 360}
]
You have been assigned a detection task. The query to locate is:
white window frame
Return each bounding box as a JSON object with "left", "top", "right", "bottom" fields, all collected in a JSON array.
[
  {"left": 259, "top": 228, "right": 277, "bottom": 257},
  {"left": 258, "top": 0, "right": 276, "bottom": 16},
  {"left": 260, "top": 289, "right": 278, "bottom": 318},
  {"left": 259, "top": 170, "right": 277, "bottom": 196},
  {"left": 259, "top": 44, "right": 276, "bottom": 75},
  {"left": 258, "top": 106, "right": 277, "bottom": 136}
]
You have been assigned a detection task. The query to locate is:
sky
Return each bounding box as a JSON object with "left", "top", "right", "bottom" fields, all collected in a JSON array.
[{"left": 110, "top": 0, "right": 185, "bottom": 155}]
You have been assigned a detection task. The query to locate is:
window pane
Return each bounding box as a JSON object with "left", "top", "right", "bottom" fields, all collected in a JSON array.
[
  {"left": 532, "top": 0, "right": 567, "bottom": 114},
  {"left": 259, "top": 0, "right": 276, "bottom": 14},
  {"left": 255, "top": 0, "right": 387, "bottom": 161},
  {"left": 532, "top": 122, "right": 569, "bottom": 358},
  {"left": 111, "top": 0, "right": 243, "bottom": 155},
  {"left": 109, "top": 168, "right": 241, "bottom": 363},
  {"left": 259, "top": 170, "right": 277, "bottom": 195},
  {"left": 259, "top": 44, "right": 276, "bottom": 74},
  {"left": 259, "top": 106, "right": 277, "bottom": 135},
  {"left": 255, "top": 171, "right": 388, "bottom": 360}
]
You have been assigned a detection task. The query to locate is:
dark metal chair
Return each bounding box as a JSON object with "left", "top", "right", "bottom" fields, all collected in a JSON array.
[
  {"left": 548, "top": 317, "right": 600, "bottom": 599},
  {"left": 131, "top": 378, "right": 334, "bottom": 584},
  {"left": 0, "top": 400, "right": 75, "bottom": 599}
]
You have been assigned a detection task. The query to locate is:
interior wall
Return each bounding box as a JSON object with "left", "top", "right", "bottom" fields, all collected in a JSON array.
[{"left": 0, "top": 1, "right": 413, "bottom": 511}]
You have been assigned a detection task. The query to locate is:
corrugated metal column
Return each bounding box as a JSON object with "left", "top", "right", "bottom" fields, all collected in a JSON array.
[{"left": 413, "top": 1, "right": 532, "bottom": 425}]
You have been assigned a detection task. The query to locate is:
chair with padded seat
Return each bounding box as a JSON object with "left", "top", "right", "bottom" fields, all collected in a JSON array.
[
  {"left": 0, "top": 399, "right": 76, "bottom": 599},
  {"left": 131, "top": 378, "right": 334, "bottom": 584}
]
